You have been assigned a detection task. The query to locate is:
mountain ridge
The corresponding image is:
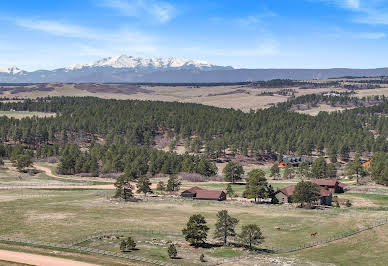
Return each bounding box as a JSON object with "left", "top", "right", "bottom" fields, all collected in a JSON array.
[{"left": 2, "top": 55, "right": 388, "bottom": 82}]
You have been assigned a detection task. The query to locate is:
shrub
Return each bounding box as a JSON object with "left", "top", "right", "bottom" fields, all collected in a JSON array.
[
  {"left": 345, "top": 200, "right": 352, "bottom": 207},
  {"left": 167, "top": 243, "right": 177, "bottom": 259},
  {"left": 200, "top": 253, "right": 205, "bottom": 262}
]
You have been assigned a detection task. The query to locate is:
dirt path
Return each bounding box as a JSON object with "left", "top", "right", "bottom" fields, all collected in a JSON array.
[{"left": 0, "top": 249, "right": 98, "bottom": 266}]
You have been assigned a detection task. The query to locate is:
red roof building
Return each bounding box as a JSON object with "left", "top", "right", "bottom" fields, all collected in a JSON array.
[
  {"left": 181, "top": 187, "right": 226, "bottom": 201},
  {"left": 275, "top": 184, "right": 332, "bottom": 206},
  {"left": 195, "top": 190, "right": 226, "bottom": 201},
  {"left": 310, "top": 178, "right": 345, "bottom": 193}
]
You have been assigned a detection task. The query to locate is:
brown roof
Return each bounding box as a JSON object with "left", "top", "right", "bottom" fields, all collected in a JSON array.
[
  {"left": 279, "top": 185, "right": 296, "bottom": 197},
  {"left": 182, "top": 186, "right": 205, "bottom": 194},
  {"left": 311, "top": 178, "right": 338, "bottom": 187},
  {"left": 338, "top": 182, "right": 346, "bottom": 188},
  {"left": 195, "top": 190, "right": 224, "bottom": 199},
  {"left": 278, "top": 185, "right": 331, "bottom": 197},
  {"left": 319, "top": 188, "right": 332, "bottom": 197}
]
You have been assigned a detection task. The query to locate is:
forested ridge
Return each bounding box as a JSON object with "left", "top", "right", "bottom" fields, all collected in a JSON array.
[{"left": 0, "top": 96, "right": 387, "bottom": 159}]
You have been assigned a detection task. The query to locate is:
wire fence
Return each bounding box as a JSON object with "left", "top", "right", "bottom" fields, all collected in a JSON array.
[
  {"left": 0, "top": 235, "right": 175, "bottom": 266},
  {"left": 1, "top": 217, "right": 387, "bottom": 266}
]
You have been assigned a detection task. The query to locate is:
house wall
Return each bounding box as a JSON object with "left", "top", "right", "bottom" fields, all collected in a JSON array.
[
  {"left": 320, "top": 194, "right": 332, "bottom": 206},
  {"left": 275, "top": 192, "right": 289, "bottom": 204}
]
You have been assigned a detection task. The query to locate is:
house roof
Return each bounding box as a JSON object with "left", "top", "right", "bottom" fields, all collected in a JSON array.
[
  {"left": 182, "top": 186, "right": 204, "bottom": 194},
  {"left": 277, "top": 184, "right": 332, "bottom": 197},
  {"left": 278, "top": 185, "right": 296, "bottom": 197},
  {"left": 319, "top": 188, "right": 332, "bottom": 197},
  {"left": 311, "top": 178, "right": 338, "bottom": 187},
  {"left": 281, "top": 156, "right": 313, "bottom": 164},
  {"left": 311, "top": 178, "right": 346, "bottom": 188},
  {"left": 195, "top": 190, "right": 224, "bottom": 199}
]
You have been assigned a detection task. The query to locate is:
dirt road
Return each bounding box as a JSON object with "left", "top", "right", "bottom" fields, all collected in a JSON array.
[{"left": 0, "top": 249, "right": 98, "bottom": 266}]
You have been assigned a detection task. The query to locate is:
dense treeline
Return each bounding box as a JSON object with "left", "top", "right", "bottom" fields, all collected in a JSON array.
[
  {"left": 57, "top": 142, "right": 218, "bottom": 177},
  {"left": 0, "top": 97, "right": 387, "bottom": 160},
  {"left": 277, "top": 94, "right": 386, "bottom": 111}
]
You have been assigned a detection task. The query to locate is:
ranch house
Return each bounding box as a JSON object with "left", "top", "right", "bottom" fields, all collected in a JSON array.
[
  {"left": 275, "top": 185, "right": 332, "bottom": 206},
  {"left": 310, "top": 178, "right": 346, "bottom": 193},
  {"left": 181, "top": 187, "right": 226, "bottom": 201}
]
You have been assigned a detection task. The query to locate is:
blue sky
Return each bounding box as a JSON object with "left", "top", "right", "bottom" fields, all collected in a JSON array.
[{"left": 1, "top": 0, "right": 388, "bottom": 70}]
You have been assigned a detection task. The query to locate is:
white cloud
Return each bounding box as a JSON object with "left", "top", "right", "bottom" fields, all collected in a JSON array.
[
  {"left": 357, "top": 32, "right": 386, "bottom": 39},
  {"left": 99, "top": 0, "right": 176, "bottom": 23}
]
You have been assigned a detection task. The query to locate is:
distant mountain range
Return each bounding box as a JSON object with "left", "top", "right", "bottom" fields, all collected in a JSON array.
[{"left": 2, "top": 55, "right": 388, "bottom": 83}]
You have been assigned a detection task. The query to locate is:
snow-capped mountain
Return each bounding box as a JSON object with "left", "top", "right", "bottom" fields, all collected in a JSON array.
[
  {"left": 0, "top": 66, "right": 24, "bottom": 75},
  {"left": 2, "top": 55, "right": 388, "bottom": 83},
  {"left": 65, "top": 55, "right": 223, "bottom": 72}
]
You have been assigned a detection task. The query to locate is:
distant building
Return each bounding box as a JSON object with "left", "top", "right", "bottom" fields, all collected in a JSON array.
[
  {"left": 310, "top": 178, "right": 346, "bottom": 193},
  {"left": 278, "top": 156, "right": 314, "bottom": 168},
  {"left": 195, "top": 190, "right": 226, "bottom": 201},
  {"left": 362, "top": 160, "right": 371, "bottom": 167},
  {"left": 181, "top": 187, "right": 226, "bottom": 201},
  {"left": 275, "top": 185, "right": 332, "bottom": 206},
  {"left": 323, "top": 92, "right": 341, "bottom": 97},
  {"left": 180, "top": 186, "right": 204, "bottom": 198}
]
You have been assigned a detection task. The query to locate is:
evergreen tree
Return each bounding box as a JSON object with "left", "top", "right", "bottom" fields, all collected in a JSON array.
[
  {"left": 166, "top": 174, "right": 181, "bottom": 192},
  {"left": 370, "top": 152, "right": 388, "bottom": 185},
  {"left": 120, "top": 240, "right": 127, "bottom": 252},
  {"left": 126, "top": 237, "right": 136, "bottom": 250},
  {"left": 311, "top": 157, "right": 328, "bottom": 179},
  {"left": 182, "top": 214, "right": 209, "bottom": 247},
  {"left": 238, "top": 224, "right": 265, "bottom": 249},
  {"left": 114, "top": 175, "right": 134, "bottom": 200},
  {"left": 244, "top": 169, "right": 269, "bottom": 202},
  {"left": 167, "top": 244, "right": 177, "bottom": 259},
  {"left": 226, "top": 183, "right": 234, "bottom": 198},
  {"left": 214, "top": 210, "right": 239, "bottom": 246},
  {"left": 270, "top": 163, "right": 280, "bottom": 178},
  {"left": 223, "top": 161, "right": 244, "bottom": 183},
  {"left": 13, "top": 154, "right": 33, "bottom": 172},
  {"left": 292, "top": 181, "right": 321, "bottom": 208},
  {"left": 137, "top": 176, "right": 152, "bottom": 196},
  {"left": 157, "top": 181, "right": 165, "bottom": 192},
  {"left": 282, "top": 165, "right": 295, "bottom": 179}
]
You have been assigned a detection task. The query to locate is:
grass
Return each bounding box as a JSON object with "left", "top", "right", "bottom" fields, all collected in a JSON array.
[
  {"left": 208, "top": 248, "right": 242, "bottom": 258},
  {"left": 0, "top": 111, "right": 55, "bottom": 119}
]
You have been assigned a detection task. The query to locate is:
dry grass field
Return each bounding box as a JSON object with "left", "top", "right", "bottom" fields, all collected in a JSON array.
[
  {"left": 1, "top": 163, "right": 388, "bottom": 265},
  {"left": 1, "top": 80, "right": 387, "bottom": 112},
  {"left": 0, "top": 111, "right": 55, "bottom": 119}
]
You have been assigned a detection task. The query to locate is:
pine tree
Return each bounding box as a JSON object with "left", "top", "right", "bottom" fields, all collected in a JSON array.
[
  {"left": 270, "top": 163, "right": 280, "bottom": 178},
  {"left": 244, "top": 169, "right": 269, "bottom": 202},
  {"left": 311, "top": 157, "right": 328, "bottom": 179},
  {"left": 167, "top": 243, "right": 177, "bottom": 259},
  {"left": 136, "top": 176, "right": 152, "bottom": 196},
  {"left": 223, "top": 161, "right": 244, "bottom": 183},
  {"left": 226, "top": 183, "right": 234, "bottom": 198},
  {"left": 114, "top": 175, "right": 134, "bottom": 200},
  {"left": 238, "top": 224, "right": 264, "bottom": 249},
  {"left": 182, "top": 214, "right": 209, "bottom": 247},
  {"left": 166, "top": 174, "right": 181, "bottom": 192},
  {"left": 157, "top": 181, "right": 165, "bottom": 193},
  {"left": 292, "top": 181, "right": 321, "bottom": 208},
  {"left": 214, "top": 210, "right": 239, "bottom": 246}
]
